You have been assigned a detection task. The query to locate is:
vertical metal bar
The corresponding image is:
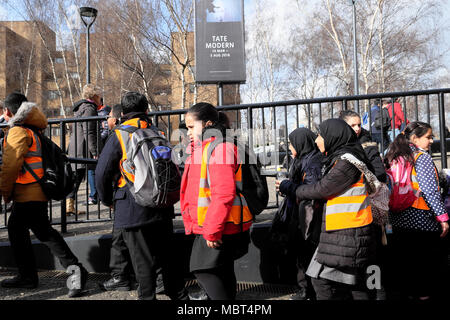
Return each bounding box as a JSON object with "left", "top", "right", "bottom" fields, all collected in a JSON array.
[
  {"left": 402, "top": 97, "right": 407, "bottom": 126},
  {"left": 439, "top": 93, "right": 448, "bottom": 169},
  {"left": 272, "top": 107, "right": 277, "bottom": 168},
  {"left": 262, "top": 107, "right": 267, "bottom": 168},
  {"left": 284, "top": 105, "right": 289, "bottom": 168},
  {"left": 380, "top": 99, "right": 385, "bottom": 155},
  {"left": 236, "top": 110, "right": 240, "bottom": 129},
  {"left": 48, "top": 124, "right": 53, "bottom": 223},
  {"left": 248, "top": 107, "right": 253, "bottom": 150},
  {"left": 155, "top": 115, "right": 159, "bottom": 128},
  {"left": 307, "top": 104, "right": 311, "bottom": 129},
  {"left": 426, "top": 95, "right": 431, "bottom": 124},
  {"left": 319, "top": 103, "right": 322, "bottom": 124},
  {"left": 97, "top": 118, "right": 101, "bottom": 220},
  {"left": 85, "top": 119, "right": 90, "bottom": 221},
  {"left": 331, "top": 102, "right": 334, "bottom": 118},
  {"left": 368, "top": 99, "right": 372, "bottom": 135},
  {"left": 415, "top": 95, "right": 419, "bottom": 121},
  {"left": 167, "top": 115, "right": 172, "bottom": 141},
  {"left": 391, "top": 98, "right": 396, "bottom": 140},
  {"left": 343, "top": 99, "right": 348, "bottom": 111},
  {"left": 74, "top": 119, "right": 79, "bottom": 221},
  {"left": 60, "top": 121, "right": 67, "bottom": 233},
  {"left": 296, "top": 105, "right": 299, "bottom": 128}
]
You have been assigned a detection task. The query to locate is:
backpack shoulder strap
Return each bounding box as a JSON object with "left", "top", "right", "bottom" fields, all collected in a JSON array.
[{"left": 116, "top": 124, "right": 139, "bottom": 134}]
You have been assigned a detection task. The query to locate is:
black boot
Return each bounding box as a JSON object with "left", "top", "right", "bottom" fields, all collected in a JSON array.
[
  {"left": 99, "top": 275, "right": 131, "bottom": 291},
  {"left": 67, "top": 265, "right": 88, "bottom": 298},
  {"left": 1, "top": 275, "right": 38, "bottom": 289}
]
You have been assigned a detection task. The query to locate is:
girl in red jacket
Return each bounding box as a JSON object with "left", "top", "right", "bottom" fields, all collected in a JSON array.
[{"left": 180, "top": 102, "right": 252, "bottom": 300}]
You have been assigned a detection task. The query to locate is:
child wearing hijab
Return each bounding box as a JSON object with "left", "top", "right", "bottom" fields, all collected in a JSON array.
[
  {"left": 290, "top": 119, "right": 376, "bottom": 300},
  {"left": 275, "top": 128, "right": 323, "bottom": 300}
]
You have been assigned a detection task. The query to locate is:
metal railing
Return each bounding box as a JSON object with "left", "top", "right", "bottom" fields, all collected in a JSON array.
[{"left": 0, "top": 88, "right": 449, "bottom": 233}]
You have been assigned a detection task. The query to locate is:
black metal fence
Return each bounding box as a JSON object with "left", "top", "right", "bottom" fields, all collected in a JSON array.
[{"left": 0, "top": 88, "right": 449, "bottom": 233}]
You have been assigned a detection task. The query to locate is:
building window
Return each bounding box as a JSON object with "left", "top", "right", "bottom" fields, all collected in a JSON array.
[
  {"left": 47, "top": 90, "right": 60, "bottom": 100},
  {"left": 69, "top": 72, "right": 80, "bottom": 79},
  {"left": 189, "top": 84, "right": 196, "bottom": 93},
  {"left": 161, "top": 69, "right": 172, "bottom": 77},
  {"left": 55, "top": 57, "right": 64, "bottom": 64},
  {"left": 154, "top": 88, "right": 172, "bottom": 96}
]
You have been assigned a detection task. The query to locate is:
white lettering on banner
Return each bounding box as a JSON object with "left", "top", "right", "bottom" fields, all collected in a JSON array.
[{"left": 206, "top": 35, "right": 235, "bottom": 51}]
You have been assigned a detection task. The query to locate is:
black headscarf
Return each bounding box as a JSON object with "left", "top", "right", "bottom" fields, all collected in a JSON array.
[
  {"left": 319, "top": 119, "right": 373, "bottom": 174},
  {"left": 287, "top": 128, "right": 318, "bottom": 181},
  {"left": 289, "top": 128, "right": 318, "bottom": 159}
]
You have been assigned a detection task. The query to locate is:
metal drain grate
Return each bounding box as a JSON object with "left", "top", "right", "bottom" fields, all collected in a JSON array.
[
  {"left": 1, "top": 269, "right": 297, "bottom": 296},
  {"left": 186, "top": 279, "right": 297, "bottom": 295}
]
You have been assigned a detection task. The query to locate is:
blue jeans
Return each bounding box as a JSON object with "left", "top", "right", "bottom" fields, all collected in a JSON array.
[{"left": 88, "top": 169, "right": 97, "bottom": 200}]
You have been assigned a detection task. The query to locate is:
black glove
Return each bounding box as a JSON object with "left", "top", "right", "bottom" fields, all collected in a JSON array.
[{"left": 279, "top": 180, "right": 298, "bottom": 199}]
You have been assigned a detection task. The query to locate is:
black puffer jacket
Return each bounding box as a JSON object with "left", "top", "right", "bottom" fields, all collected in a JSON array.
[
  {"left": 295, "top": 158, "right": 376, "bottom": 269},
  {"left": 358, "top": 128, "right": 387, "bottom": 183}
]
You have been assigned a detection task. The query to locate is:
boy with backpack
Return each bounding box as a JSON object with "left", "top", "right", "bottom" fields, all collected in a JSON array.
[
  {"left": 0, "top": 93, "right": 88, "bottom": 297},
  {"left": 95, "top": 92, "right": 188, "bottom": 300}
]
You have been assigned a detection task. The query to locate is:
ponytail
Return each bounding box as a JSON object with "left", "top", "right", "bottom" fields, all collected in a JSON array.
[{"left": 385, "top": 121, "right": 432, "bottom": 166}]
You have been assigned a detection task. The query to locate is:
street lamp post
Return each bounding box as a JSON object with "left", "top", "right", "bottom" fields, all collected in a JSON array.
[
  {"left": 351, "top": 0, "right": 359, "bottom": 113},
  {"left": 79, "top": 7, "right": 98, "bottom": 84}
]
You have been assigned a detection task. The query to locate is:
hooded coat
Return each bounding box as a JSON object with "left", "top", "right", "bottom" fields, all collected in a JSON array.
[
  {"left": 67, "top": 99, "right": 101, "bottom": 170},
  {"left": 0, "top": 103, "right": 48, "bottom": 202},
  {"left": 358, "top": 128, "right": 387, "bottom": 183}
]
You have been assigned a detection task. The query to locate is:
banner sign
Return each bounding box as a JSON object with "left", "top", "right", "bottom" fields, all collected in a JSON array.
[{"left": 195, "top": 0, "right": 246, "bottom": 83}]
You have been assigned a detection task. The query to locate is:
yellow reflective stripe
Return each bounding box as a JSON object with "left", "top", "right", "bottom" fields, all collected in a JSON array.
[
  {"left": 198, "top": 188, "right": 211, "bottom": 200},
  {"left": 197, "top": 141, "right": 252, "bottom": 227}
]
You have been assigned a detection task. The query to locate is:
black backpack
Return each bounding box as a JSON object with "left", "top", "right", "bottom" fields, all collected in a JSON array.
[
  {"left": 19, "top": 125, "right": 75, "bottom": 201},
  {"left": 206, "top": 137, "right": 269, "bottom": 216},
  {"left": 374, "top": 108, "right": 391, "bottom": 131}
]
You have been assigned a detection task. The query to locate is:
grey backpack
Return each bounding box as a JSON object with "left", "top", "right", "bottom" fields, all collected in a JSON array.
[{"left": 117, "top": 123, "right": 181, "bottom": 208}]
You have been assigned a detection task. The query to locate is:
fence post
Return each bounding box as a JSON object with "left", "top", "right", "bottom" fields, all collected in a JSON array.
[
  {"left": 60, "top": 121, "right": 67, "bottom": 234},
  {"left": 439, "top": 93, "right": 448, "bottom": 169}
]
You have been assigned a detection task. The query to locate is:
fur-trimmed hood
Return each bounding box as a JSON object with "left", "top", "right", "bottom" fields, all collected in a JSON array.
[{"left": 8, "top": 102, "right": 48, "bottom": 129}]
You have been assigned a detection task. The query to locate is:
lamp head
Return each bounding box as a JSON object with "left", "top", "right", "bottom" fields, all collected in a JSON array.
[{"left": 79, "top": 7, "right": 97, "bottom": 18}]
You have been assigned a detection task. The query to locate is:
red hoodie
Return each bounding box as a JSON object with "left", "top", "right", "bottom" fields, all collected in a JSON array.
[
  {"left": 387, "top": 102, "right": 409, "bottom": 130},
  {"left": 180, "top": 137, "right": 252, "bottom": 241}
]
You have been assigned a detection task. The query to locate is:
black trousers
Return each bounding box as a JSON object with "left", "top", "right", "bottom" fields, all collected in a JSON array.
[
  {"left": 7, "top": 201, "right": 79, "bottom": 280},
  {"left": 293, "top": 238, "right": 317, "bottom": 299},
  {"left": 118, "top": 220, "right": 186, "bottom": 300},
  {"left": 194, "top": 261, "right": 237, "bottom": 300},
  {"left": 109, "top": 228, "right": 134, "bottom": 278},
  {"left": 311, "top": 277, "right": 371, "bottom": 300},
  {"left": 67, "top": 168, "right": 85, "bottom": 200}
]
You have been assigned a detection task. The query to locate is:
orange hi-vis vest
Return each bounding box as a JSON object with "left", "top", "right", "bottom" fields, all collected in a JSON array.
[
  {"left": 115, "top": 118, "right": 149, "bottom": 188},
  {"left": 197, "top": 141, "right": 253, "bottom": 227},
  {"left": 7, "top": 127, "right": 45, "bottom": 185},
  {"left": 325, "top": 173, "right": 373, "bottom": 231},
  {"left": 410, "top": 151, "right": 439, "bottom": 211}
]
